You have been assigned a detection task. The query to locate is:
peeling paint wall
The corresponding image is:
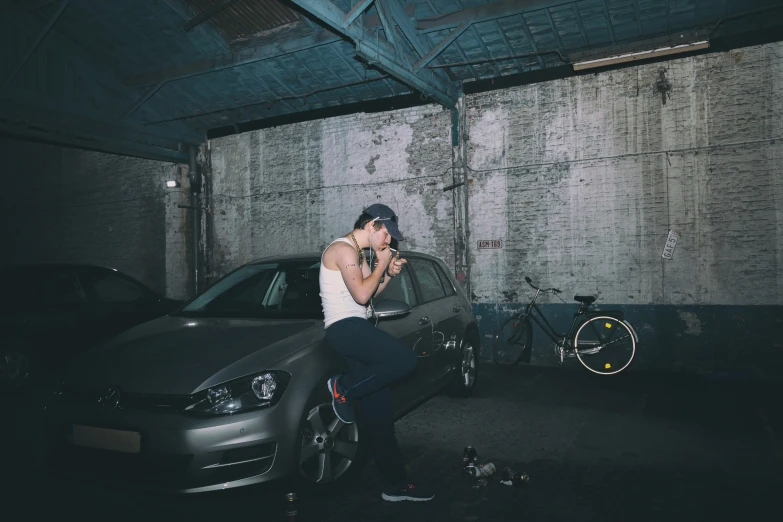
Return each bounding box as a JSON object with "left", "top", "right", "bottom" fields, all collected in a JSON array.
[
  {"left": 207, "top": 105, "right": 455, "bottom": 279},
  {"left": 4, "top": 41, "right": 779, "bottom": 376},
  {"left": 208, "top": 41, "right": 783, "bottom": 376},
  {"left": 466, "top": 41, "right": 783, "bottom": 375},
  {"left": 466, "top": 42, "right": 783, "bottom": 307},
  {"left": 0, "top": 138, "right": 192, "bottom": 299}
]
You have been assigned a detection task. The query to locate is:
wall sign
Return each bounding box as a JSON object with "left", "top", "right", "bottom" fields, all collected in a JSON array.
[
  {"left": 478, "top": 240, "right": 502, "bottom": 249},
  {"left": 661, "top": 230, "right": 679, "bottom": 259}
]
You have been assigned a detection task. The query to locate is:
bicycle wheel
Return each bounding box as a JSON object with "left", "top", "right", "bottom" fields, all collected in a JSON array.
[
  {"left": 573, "top": 316, "right": 636, "bottom": 375},
  {"left": 492, "top": 316, "right": 533, "bottom": 366}
]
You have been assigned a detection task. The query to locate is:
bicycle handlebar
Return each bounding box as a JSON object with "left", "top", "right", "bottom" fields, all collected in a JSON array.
[{"left": 525, "top": 276, "right": 562, "bottom": 294}]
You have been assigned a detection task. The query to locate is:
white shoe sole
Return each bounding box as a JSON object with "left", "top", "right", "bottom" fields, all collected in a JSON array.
[{"left": 381, "top": 493, "right": 434, "bottom": 502}]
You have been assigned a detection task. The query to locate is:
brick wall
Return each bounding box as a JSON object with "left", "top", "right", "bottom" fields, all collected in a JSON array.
[
  {"left": 465, "top": 41, "right": 783, "bottom": 308},
  {"left": 4, "top": 40, "right": 781, "bottom": 375},
  {"left": 465, "top": 41, "right": 783, "bottom": 373},
  {"left": 0, "top": 138, "right": 192, "bottom": 299},
  {"left": 208, "top": 41, "right": 783, "bottom": 375},
  {"left": 206, "top": 104, "right": 455, "bottom": 279}
]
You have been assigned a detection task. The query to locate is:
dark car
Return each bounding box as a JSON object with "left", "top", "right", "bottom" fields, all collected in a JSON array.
[
  {"left": 1, "top": 263, "right": 183, "bottom": 391},
  {"left": 45, "top": 252, "right": 480, "bottom": 492}
]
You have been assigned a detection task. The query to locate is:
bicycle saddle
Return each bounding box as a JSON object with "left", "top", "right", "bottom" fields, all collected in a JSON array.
[{"left": 574, "top": 295, "right": 596, "bottom": 305}]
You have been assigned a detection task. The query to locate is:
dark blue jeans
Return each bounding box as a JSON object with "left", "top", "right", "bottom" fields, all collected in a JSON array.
[{"left": 325, "top": 316, "right": 417, "bottom": 485}]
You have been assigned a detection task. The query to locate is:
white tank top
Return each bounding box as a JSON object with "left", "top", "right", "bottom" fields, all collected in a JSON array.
[{"left": 320, "top": 238, "right": 370, "bottom": 328}]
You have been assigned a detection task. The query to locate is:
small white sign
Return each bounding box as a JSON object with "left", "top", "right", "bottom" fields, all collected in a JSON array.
[
  {"left": 478, "top": 240, "right": 502, "bottom": 249},
  {"left": 661, "top": 230, "right": 680, "bottom": 259}
]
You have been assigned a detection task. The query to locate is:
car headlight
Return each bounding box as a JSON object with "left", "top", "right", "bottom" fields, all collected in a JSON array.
[{"left": 185, "top": 371, "right": 290, "bottom": 415}]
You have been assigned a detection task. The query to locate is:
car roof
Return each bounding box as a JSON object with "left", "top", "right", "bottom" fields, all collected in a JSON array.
[
  {"left": 1, "top": 262, "right": 159, "bottom": 292},
  {"left": 246, "top": 250, "right": 446, "bottom": 265},
  {"left": 2, "top": 262, "right": 120, "bottom": 272}
]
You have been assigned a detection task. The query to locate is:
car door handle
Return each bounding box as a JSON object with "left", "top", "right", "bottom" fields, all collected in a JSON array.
[
  {"left": 453, "top": 306, "right": 461, "bottom": 313},
  {"left": 418, "top": 316, "right": 430, "bottom": 325}
]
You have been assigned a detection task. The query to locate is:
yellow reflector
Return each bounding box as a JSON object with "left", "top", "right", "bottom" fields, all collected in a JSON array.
[
  {"left": 605, "top": 363, "right": 612, "bottom": 369},
  {"left": 605, "top": 322, "right": 612, "bottom": 328}
]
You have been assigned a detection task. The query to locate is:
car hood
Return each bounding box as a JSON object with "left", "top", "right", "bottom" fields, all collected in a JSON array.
[{"left": 65, "top": 315, "right": 325, "bottom": 395}]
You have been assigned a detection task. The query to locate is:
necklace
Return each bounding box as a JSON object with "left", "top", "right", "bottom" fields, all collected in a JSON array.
[{"left": 349, "top": 232, "right": 364, "bottom": 266}]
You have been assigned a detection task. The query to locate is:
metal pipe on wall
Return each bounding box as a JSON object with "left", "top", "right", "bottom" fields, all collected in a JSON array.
[{"left": 188, "top": 145, "right": 201, "bottom": 296}]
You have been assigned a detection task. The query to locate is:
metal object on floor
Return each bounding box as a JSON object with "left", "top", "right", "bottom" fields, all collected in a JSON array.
[
  {"left": 500, "top": 467, "right": 530, "bottom": 487},
  {"left": 284, "top": 492, "right": 298, "bottom": 521},
  {"left": 466, "top": 462, "right": 496, "bottom": 478},
  {"left": 462, "top": 445, "right": 478, "bottom": 468}
]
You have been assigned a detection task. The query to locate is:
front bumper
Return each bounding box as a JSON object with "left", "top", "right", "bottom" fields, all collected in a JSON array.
[{"left": 44, "top": 385, "right": 309, "bottom": 493}]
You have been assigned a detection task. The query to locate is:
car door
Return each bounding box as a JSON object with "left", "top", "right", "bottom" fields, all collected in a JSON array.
[
  {"left": 407, "top": 257, "right": 465, "bottom": 385},
  {"left": 371, "top": 263, "right": 434, "bottom": 413},
  {"left": 30, "top": 267, "right": 91, "bottom": 367},
  {"left": 76, "top": 267, "right": 166, "bottom": 342}
]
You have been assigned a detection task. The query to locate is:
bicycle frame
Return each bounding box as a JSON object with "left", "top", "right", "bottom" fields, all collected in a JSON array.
[
  {"left": 495, "top": 276, "right": 639, "bottom": 373},
  {"left": 516, "top": 287, "right": 592, "bottom": 350}
]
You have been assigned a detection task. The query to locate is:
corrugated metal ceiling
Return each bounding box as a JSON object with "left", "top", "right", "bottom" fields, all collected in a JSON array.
[
  {"left": 185, "top": 0, "right": 302, "bottom": 42},
  {"left": 1, "top": 0, "right": 782, "bottom": 162}
]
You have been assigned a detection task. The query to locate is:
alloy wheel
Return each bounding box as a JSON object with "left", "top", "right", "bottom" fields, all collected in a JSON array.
[
  {"left": 299, "top": 402, "right": 360, "bottom": 483},
  {"left": 461, "top": 344, "right": 476, "bottom": 389}
]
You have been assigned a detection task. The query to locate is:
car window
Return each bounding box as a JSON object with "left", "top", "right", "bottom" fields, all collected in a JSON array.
[
  {"left": 409, "top": 258, "right": 447, "bottom": 303},
  {"left": 2, "top": 270, "right": 40, "bottom": 312},
  {"left": 43, "top": 269, "right": 87, "bottom": 305},
  {"left": 79, "top": 270, "right": 152, "bottom": 303},
  {"left": 373, "top": 265, "right": 417, "bottom": 307},
  {"left": 180, "top": 260, "right": 324, "bottom": 319},
  {"left": 434, "top": 263, "right": 456, "bottom": 297}
]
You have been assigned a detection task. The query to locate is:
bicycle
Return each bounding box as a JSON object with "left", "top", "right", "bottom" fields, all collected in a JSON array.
[{"left": 492, "top": 276, "right": 639, "bottom": 375}]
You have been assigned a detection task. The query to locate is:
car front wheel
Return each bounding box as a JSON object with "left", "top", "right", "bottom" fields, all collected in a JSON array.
[{"left": 294, "top": 387, "right": 367, "bottom": 491}]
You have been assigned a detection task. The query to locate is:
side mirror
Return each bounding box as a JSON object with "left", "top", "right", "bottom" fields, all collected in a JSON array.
[{"left": 372, "top": 299, "right": 412, "bottom": 320}]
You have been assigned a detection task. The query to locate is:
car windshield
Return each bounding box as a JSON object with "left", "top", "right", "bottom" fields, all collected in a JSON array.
[{"left": 176, "top": 259, "right": 323, "bottom": 320}]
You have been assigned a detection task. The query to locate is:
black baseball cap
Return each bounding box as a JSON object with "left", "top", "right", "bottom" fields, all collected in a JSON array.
[{"left": 364, "top": 203, "right": 404, "bottom": 241}]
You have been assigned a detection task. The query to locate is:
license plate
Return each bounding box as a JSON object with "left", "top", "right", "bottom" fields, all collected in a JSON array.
[{"left": 71, "top": 425, "right": 141, "bottom": 453}]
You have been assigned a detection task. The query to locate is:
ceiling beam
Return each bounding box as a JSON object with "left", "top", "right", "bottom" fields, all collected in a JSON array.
[
  {"left": 343, "top": 0, "right": 375, "bottom": 28},
  {"left": 0, "top": 96, "right": 201, "bottom": 148},
  {"left": 0, "top": 121, "right": 190, "bottom": 164},
  {"left": 123, "top": 27, "right": 343, "bottom": 119},
  {"left": 6, "top": 8, "right": 166, "bottom": 126},
  {"left": 0, "top": 101, "right": 192, "bottom": 163},
  {"left": 184, "top": 0, "right": 242, "bottom": 32},
  {"left": 287, "top": 0, "right": 458, "bottom": 108},
  {"left": 3, "top": 0, "right": 61, "bottom": 11},
  {"left": 0, "top": 0, "right": 70, "bottom": 93},
  {"left": 162, "top": 0, "right": 229, "bottom": 52},
  {"left": 385, "top": 0, "right": 430, "bottom": 58},
  {"left": 127, "top": 28, "right": 342, "bottom": 87},
  {"left": 413, "top": 21, "right": 470, "bottom": 72},
  {"left": 415, "top": 0, "right": 578, "bottom": 33}
]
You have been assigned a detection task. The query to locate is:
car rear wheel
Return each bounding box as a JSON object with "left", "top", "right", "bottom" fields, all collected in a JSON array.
[
  {"left": 294, "top": 387, "right": 367, "bottom": 491},
  {"left": 447, "top": 337, "right": 479, "bottom": 397}
]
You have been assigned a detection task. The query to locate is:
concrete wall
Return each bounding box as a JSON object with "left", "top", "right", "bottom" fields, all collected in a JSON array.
[
  {"left": 208, "top": 41, "right": 783, "bottom": 376},
  {"left": 3, "top": 41, "right": 781, "bottom": 376},
  {"left": 466, "top": 41, "right": 783, "bottom": 375},
  {"left": 0, "top": 138, "right": 193, "bottom": 299},
  {"left": 205, "top": 104, "right": 455, "bottom": 283}
]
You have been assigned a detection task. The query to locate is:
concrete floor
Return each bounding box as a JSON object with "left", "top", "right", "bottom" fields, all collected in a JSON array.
[{"left": 3, "top": 363, "right": 781, "bottom": 521}]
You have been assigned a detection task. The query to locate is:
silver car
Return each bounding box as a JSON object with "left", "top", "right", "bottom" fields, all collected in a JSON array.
[{"left": 45, "top": 252, "right": 480, "bottom": 493}]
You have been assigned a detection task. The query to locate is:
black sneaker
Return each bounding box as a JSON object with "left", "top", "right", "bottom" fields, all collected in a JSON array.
[
  {"left": 327, "top": 375, "right": 355, "bottom": 424},
  {"left": 381, "top": 482, "right": 435, "bottom": 502}
]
